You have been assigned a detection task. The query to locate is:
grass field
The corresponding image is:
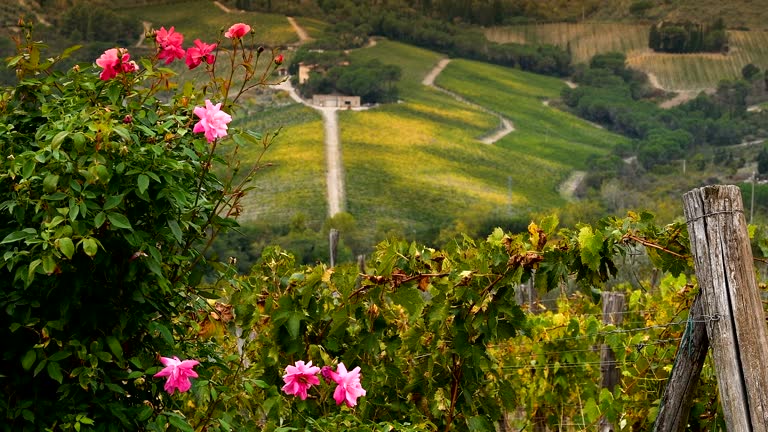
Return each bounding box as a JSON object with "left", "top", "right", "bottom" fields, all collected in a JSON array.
[
  {"left": 117, "top": 0, "right": 298, "bottom": 46},
  {"left": 234, "top": 105, "right": 328, "bottom": 226},
  {"left": 436, "top": 59, "right": 627, "bottom": 197},
  {"left": 486, "top": 23, "right": 768, "bottom": 91},
  {"left": 226, "top": 39, "right": 630, "bottom": 244},
  {"left": 335, "top": 40, "right": 628, "bottom": 243}
]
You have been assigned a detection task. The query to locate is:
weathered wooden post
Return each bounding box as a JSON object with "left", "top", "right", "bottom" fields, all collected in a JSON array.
[
  {"left": 329, "top": 228, "right": 339, "bottom": 267},
  {"left": 652, "top": 294, "right": 710, "bottom": 432},
  {"left": 682, "top": 185, "right": 768, "bottom": 431},
  {"left": 600, "top": 292, "right": 625, "bottom": 432}
]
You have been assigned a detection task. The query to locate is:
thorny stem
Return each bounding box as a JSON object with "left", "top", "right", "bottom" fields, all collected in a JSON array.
[{"left": 445, "top": 354, "right": 462, "bottom": 432}]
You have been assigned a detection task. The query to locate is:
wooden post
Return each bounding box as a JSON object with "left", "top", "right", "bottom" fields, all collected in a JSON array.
[
  {"left": 653, "top": 294, "right": 710, "bottom": 432},
  {"left": 601, "top": 292, "right": 625, "bottom": 391},
  {"left": 683, "top": 185, "right": 768, "bottom": 431},
  {"left": 600, "top": 292, "right": 625, "bottom": 432},
  {"left": 329, "top": 228, "right": 339, "bottom": 267}
]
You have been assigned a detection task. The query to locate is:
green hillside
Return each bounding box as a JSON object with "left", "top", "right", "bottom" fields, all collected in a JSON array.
[{"left": 116, "top": 0, "right": 297, "bottom": 46}]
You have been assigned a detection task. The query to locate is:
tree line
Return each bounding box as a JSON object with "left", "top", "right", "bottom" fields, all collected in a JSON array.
[{"left": 649, "top": 18, "right": 728, "bottom": 53}]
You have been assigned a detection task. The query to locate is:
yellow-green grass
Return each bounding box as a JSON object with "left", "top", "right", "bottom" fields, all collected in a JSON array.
[
  {"left": 336, "top": 41, "right": 627, "bottom": 241},
  {"left": 235, "top": 105, "right": 327, "bottom": 225},
  {"left": 485, "top": 23, "right": 649, "bottom": 64},
  {"left": 436, "top": 59, "right": 625, "bottom": 167},
  {"left": 118, "top": 0, "right": 298, "bottom": 46}
]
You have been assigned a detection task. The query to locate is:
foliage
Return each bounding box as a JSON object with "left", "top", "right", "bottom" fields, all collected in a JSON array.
[
  {"left": 59, "top": 3, "right": 140, "bottom": 45},
  {"left": 562, "top": 52, "right": 764, "bottom": 172},
  {"left": 212, "top": 210, "right": 704, "bottom": 431},
  {"left": 0, "top": 21, "right": 281, "bottom": 431},
  {"left": 298, "top": 58, "right": 402, "bottom": 104},
  {"left": 649, "top": 19, "right": 728, "bottom": 54}
]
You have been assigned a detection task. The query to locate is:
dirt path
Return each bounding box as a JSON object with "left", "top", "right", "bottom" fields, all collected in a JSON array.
[
  {"left": 213, "top": 1, "right": 233, "bottom": 13},
  {"left": 558, "top": 171, "right": 586, "bottom": 201},
  {"left": 18, "top": 0, "right": 51, "bottom": 27},
  {"left": 422, "top": 58, "right": 515, "bottom": 144},
  {"left": 320, "top": 108, "right": 345, "bottom": 216},
  {"left": 135, "top": 21, "right": 152, "bottom": 47},
  {"left": 287, "top": 17, "right": 311, "bottom": 43}
]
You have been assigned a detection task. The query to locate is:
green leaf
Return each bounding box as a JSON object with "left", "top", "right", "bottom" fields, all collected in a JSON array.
[
  {"left": 51, "top": 131, "right": 69, "bottom": 148},
  {"left": 105, "top": 336, "right": 124, "bottom": 361},
  {"left": 48, "top": 350, "right": 72, "bottom": 362},
  {"left": 103, "top": 194, "right": 123, "bottom": 211},
  {"left": 287, "top": 311, "right": 303, "bottom": 338},
  {"left": 168, "top": 220, "right": 183, "bottom": 244},
  {"left": 253, "top": 379, "right": 270, "bottom": 389},
  {"left": 82, "top": 238, "right": 98, "bottom": 257},
  {"left": 47, "top": 361, "right": 64, "bottom": 384},
  {"left": 578, "top": 226, "right": 602, "bottom": 272},
  {"left": 167, "top": 414, "right": 194, "bottom": 432},
  {"left": 21, "top": 349, "right": 36, "bottom": 371},
  {"left": 389, "top": 286, "right": 425, "bottom": 317},
  {"left": 113, "top": 126, "right": 130, "bottom": 141},
  {"left": 137, "top": 174, "right": 150, "bottom": 194},
  {"left": 2, "top": 230, "right": 31, "bottom": 244},
  {"left": 107, "top": 213, "right": 132, "bottom": 230},
  {"left": 94, "top": 212, "right": 106, "bottom": 228},
  {"left": 58, "top": 237, "right": 75, "bottom": 259},
  {"left": 22, "top": 158, "right": 35, "bottom": 179},
  {"left": 43, "top": 174, "right": 60, "bottom": 193}
]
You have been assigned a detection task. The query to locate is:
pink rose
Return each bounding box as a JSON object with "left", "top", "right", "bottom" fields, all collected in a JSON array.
[
  {"left": 329, "top": 363, "right": 366, "bottom": 407},
  {"left": 224, "top": 23, "right": 251, "bottom": 39},
  {"left": 153, "top": 356, "right": 199, "bottom": 394},
  {"left": 95, "top": 48, "right": 136, "bottom": 81},
  {"left": 185, "top": 39, "right": 217, "bottom": 70},
  {"left": 281, "top": 360, "right": 321, "bottom": 400},
  {"left": 156, "top": 26, "right": 185, "bottom": 64},
  {"left": 274, "top": 54, "right": 284, "bottom": 66},
  {"left": 193, "top": 100, "right": 232, "bottom": 143}
]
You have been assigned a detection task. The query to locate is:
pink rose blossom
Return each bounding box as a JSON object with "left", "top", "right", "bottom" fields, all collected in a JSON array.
[
  {"left": 193, "top": 100, "right": 232, "bottom": 143},
  {"left": 274, "top": 54, "right": 284, "bottom": 66},
  {"left": 156, "top": 26, "right": 186, "bottom": 64},
  {"left": 153, "top": 356, "right": 199, "bottom": 394},
  {"left": 185, "top": 39, "right": 217, "bottom": 69},
  {"left": 281, "top": 360, "right": 321, "bottom": 400},
  {"left": 225, "top": 23, "right": 251, "bottom": 39},
  {"left": 329, "top": 363, "right": 366, "bottom": 407},
  {"left": 95, "top": 48, "right": 135, "bottom": 81}
]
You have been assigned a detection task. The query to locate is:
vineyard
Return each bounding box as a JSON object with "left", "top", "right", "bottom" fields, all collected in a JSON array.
[{"left": 486, "top": 23, "right": 768, "bottom": 91}]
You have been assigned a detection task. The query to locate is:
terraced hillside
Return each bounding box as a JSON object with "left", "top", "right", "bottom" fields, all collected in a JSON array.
[{"left": 486, "top": 23, "right": 768, "bottom": 91}]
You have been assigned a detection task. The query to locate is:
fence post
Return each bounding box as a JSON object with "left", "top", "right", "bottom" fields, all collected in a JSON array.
[
  {"left": 682, "top": 185, "right": 768, "bottom": 431},
  {"left": 329, "top": 228, "right": 339, "bottom": 267},
  {"left": 652, "top": 293, "right": 710, "bottom": 432},
  {"left": 600, "top": 292, "right": 625, "bottom": 432}
]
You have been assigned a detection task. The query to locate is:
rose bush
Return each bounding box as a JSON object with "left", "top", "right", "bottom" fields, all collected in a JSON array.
[{"left": 0, "top": 19, "right": 281, "bottom": 431}]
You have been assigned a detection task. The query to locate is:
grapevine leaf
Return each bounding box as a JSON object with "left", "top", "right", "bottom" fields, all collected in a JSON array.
[{"left": 578, "top": 226, "right": 602, "bottom": 272}]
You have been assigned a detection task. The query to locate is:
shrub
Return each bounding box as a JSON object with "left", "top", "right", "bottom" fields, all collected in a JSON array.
[{"left": 0, "top": 19, "right": 281, "bottom": 431}]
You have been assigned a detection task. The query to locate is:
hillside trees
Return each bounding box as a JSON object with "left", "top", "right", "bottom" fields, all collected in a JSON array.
[
  {"left": 59, "top": 4, "right": 139, "bottom": 46},
  {"left": 648, "top": 18, "right": 728, "bottom": 53},
  {"left": 294, "top": 53, "right": 402, "bottom": 103},
  {"left": 563, "top": 52, "right": 757, "bottom": 173}
]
